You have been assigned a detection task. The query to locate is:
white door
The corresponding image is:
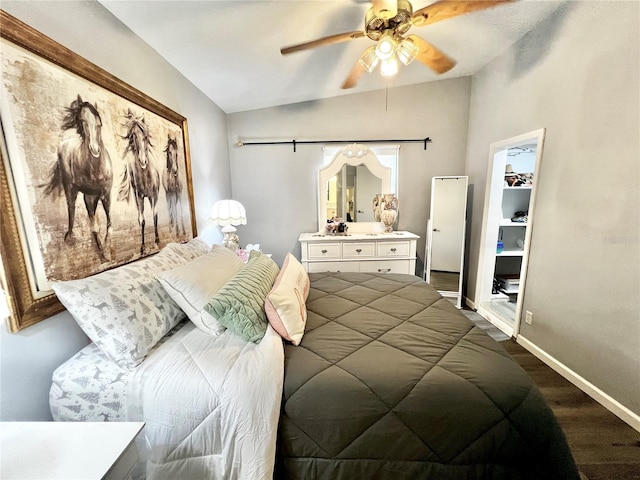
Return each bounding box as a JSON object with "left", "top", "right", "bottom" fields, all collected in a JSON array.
[{"left": 430, "top": 178, "right": 467, "bottom": 272}]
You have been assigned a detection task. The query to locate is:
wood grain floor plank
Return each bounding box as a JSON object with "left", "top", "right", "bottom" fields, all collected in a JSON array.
[{"left": 501, "top": 339, "right": 640, "bottom": 480}]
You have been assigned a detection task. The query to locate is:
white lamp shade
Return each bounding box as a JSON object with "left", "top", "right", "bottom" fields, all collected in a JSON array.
[{"left": 210, "top": 199, "right": 247, "bottom": 226}]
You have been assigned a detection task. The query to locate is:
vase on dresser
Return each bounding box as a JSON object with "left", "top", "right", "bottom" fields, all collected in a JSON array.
[{"left": 380, "top": 194, "right": 399, "bottom": 233}]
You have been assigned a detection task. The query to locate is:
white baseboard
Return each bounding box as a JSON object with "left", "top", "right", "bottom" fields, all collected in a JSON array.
[
  {"left": 463, "top": 296, "right": 476, "bottom": 310},
  {"left": 517, "top": 336, "right": 640, "bottom": 433}
]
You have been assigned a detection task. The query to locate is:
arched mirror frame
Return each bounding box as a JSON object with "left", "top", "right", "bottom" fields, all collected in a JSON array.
[{"left": 318, "top": 144, "right": 396, "bottom": 232}]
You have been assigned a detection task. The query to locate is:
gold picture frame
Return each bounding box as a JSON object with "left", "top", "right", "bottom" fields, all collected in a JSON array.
[{"left": 0, "top": 11, "right": 197, "bottom": 332}]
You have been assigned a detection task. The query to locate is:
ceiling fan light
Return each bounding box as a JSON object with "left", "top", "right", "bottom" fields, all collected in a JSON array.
[
  {"left": 375, "top": 32, "right": 397, "bottom": 60},
  {"left": 359, "top": 46, "right": 380, "bottom": 73},
  {"left": 380, "top": 56, "right": 398, "bottom": 77},
  {"left": 397, "top": 37, "right": 419, "bottom": 65}
]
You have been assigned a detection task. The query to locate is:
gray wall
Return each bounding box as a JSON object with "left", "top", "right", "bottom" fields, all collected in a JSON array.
[
  {"left": 0, "top": 1, "right": 231, "bottom": 420},
  {"left": 226, "top": 77, "right": 472, "bottom": 268},
  {"left": 465, "top": 1, "right": 640, "bottom": 414}
]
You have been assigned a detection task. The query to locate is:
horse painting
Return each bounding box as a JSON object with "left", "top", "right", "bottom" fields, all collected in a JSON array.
[
  {"left": 43, "top": 95, "right": 113, "bottom": 261},
  {"left": 161, "top": 135, "right": 186, "bottom": 236},
  {"left": 117, "top": 109, "right": 160, "bottom": 255}
]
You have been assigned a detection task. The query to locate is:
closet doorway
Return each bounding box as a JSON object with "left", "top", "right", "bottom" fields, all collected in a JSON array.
[{"left": 475, "top": 129, "right": 545, "bottom": 337}]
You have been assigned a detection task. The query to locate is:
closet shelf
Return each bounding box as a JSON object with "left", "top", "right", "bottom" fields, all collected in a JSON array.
[
  {"left": 500, "top": 220, "right": 528, "bottom": 227},
  {"left": 497, "top": 249, "right": 524, "bottom": 257}
]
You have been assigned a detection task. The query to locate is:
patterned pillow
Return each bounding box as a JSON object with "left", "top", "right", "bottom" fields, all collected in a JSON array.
[
  {"left": 52, "top": 240, "right": 208, "bottom": 369},
  {"left": 203, "top": 252, "right": 279, "bottom": 343},
  {"left": 264, "top": 253, "right": 310, "bottom": 345},
  {"left": 157, "top": 245, "right": 245, "bottom": 335},
  {"left": 164, "top": 237, "right": 210, "bottom": 260}
]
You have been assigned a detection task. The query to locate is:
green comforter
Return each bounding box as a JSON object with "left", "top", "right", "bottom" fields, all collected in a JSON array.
[{"left": 276, "top": 272, "right": 579, "bottom": 480}]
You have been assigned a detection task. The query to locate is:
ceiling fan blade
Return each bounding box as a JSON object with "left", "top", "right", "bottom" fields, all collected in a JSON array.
[
  {"left": 407, "top": 35, "right": 456, "bottom": 74},
  {"left": 412, "top": 0, "right": 514, "bottom": 27},
  {"left": 341, "top": 60, "right": 367, "bottom": 89},
  {"left": 281, "top": 31, "right": 365, "bottom": 55}
]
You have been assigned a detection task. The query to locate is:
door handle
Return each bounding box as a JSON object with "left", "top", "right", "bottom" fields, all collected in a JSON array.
[{"left": 433, "top": 228, "right": 440, "bottom": 232}]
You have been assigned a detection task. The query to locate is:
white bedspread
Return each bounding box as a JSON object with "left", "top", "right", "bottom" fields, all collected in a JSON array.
[{"left": 127, "top": 322, "right": 284, "bottom": 480}]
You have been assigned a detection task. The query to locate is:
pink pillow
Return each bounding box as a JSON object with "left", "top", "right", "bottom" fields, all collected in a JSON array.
[{"left": 264, "top": 253, "right": 310, "bottom": 345}]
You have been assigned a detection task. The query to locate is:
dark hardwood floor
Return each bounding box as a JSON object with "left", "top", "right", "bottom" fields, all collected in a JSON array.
[{"left": 501, "top": 340, "right": 640, "bottom": 480}]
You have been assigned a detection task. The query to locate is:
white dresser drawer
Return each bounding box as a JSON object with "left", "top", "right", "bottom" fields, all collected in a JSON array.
[
  {"left": 377, "top": 241, "right": 410, "bottom": 258},
  {"left": 342, "top": 242, "right": 376, "bottom": 259},
  {"left": 360, "top": 259, "right": 411, "bottom": 274},
  {"left": 308, "top": 243, "right": 341, "bottom": 260},
  {"left": 308, "top": 261, "right": 359, "bottom": 273}
]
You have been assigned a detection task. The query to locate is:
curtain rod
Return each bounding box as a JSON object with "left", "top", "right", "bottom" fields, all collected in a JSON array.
[{"left": 235, "top": 137, "right": 432, "bottom": 152}]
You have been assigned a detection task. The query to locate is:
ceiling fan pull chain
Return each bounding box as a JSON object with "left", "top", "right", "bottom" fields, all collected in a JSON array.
[{"left": 385, "top": 84, "right": 389, "bottom": 112}]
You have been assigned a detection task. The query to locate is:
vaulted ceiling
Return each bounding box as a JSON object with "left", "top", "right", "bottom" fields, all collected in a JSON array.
[{"left": 100, "top": 1, "right": 564, "bottom": 114}]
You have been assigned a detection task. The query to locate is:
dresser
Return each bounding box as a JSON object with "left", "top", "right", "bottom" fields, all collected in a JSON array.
[{"left": 299, "top": 231, "right": 419, "bottom": 275}]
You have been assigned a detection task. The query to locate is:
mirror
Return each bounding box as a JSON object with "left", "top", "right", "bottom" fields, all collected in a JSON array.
[
  {"left": 318, "top": 144, "right": 397, "bottom": 232},
  {"left": 424, "top": 176, "right": 468, "bottom": 308}
]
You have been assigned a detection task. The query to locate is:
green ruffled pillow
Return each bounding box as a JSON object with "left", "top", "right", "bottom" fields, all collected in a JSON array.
[{"left": 203, "top": 251, "right": 280, "bottom": 342}]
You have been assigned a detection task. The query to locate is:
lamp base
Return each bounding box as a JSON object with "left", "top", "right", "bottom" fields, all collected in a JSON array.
[{"left": 221, "top": 225, "right": 240, "bottom": 253}]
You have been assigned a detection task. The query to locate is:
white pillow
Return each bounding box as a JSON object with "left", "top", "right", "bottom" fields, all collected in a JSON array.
[
  {"left": 53, "top": 243, "right": 202, "bottom": 369},
  {"left": 264, "top": 253, "right": 310, "bottom": 345},
  {"left": 157, "top": 245, "right": 245, "bottom": 335}
]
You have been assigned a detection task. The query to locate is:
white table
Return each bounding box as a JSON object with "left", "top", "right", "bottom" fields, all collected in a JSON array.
[{"left": 1, "top": 422, "right": 144, "bottom": 480}]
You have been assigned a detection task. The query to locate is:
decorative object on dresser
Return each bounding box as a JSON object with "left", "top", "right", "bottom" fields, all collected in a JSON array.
[
  {"left": 379, "top": 193, "right": 399, "bottom": 232},
  {"left": 299, "top": 231, "right": 419, "bottom": 275},
  {"left": 209, "top": 199, "right": 247, "bottom": 252}
]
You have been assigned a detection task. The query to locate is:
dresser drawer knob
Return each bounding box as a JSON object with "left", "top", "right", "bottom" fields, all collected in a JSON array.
[
  {"left": 356, "top": 248, "right": 362, "bottom": 253},
  {"left": 390, "top": 248, "right": 397, "bottom": 253},
  {"left": 378, "top": 268, "right": 392, "bottom": 273},
  {"left": 321, "top": 249, "right": 328, "bottom": 254}
]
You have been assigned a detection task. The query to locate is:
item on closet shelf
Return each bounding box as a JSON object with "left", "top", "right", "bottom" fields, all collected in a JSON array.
[
  {"left": 497, "top": 240, "right": 504, "bottom": 254},
  {"left": 512, "top": 211, "right": 528, "bottom": 223},
  {"left": 497, "top": 274, "right": 520, "bottom": 294}
]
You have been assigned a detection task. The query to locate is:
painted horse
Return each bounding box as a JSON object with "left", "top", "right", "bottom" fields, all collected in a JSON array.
[
  {"left": 162, "top": 135, "right": 186, "bottom": 236},
  {"left": 43, "top": 95, "right": 113, "bottom": 261},
  {"left": 117, "top": 109, "right": 160, "bottom": 255}
]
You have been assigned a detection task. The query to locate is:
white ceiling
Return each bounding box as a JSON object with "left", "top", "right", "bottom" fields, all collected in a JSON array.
[{"left": 99, "top": 0, "right": 564, "bottom": 114}]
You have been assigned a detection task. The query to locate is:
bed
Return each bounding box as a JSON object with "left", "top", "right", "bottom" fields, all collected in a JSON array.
[
  {"left": 50, "top": 243, "right": 579, "bottom": 480},
  {"left": 275, "top": 271, "right": 580, "bottom": 480}
]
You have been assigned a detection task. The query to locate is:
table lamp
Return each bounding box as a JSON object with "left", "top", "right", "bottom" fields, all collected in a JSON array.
[{"left": 209, "top": 199, "right": 247, "bottom": 252}]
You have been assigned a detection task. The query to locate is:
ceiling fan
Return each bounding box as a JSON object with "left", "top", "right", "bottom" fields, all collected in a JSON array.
[{"left": 280, "top": 0, "right": 513, "bottom": 89}]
